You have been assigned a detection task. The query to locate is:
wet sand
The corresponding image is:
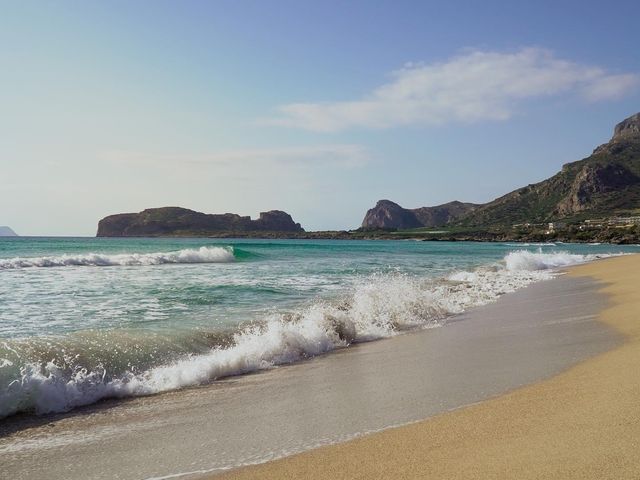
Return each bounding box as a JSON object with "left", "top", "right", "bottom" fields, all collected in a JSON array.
[
  {"left": 215, "top": 254, "right": 640, "bottom": 480},
  {"left": 0, "top": 273, "right": 620, "bottom": 480}
]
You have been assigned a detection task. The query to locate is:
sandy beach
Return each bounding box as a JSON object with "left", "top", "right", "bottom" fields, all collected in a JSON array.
[{"left": 215, "top": 254, "right": 640, "bottom": 480}]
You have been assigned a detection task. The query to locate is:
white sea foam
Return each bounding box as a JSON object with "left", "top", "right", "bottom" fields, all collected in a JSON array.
[
  {"left": 504, "top": 250, "right": 614, "bottom": 271},
  {"left": 504, "top": 243, "right": 557, "bottom": 247},
  {"left": 0, "top": 250, "right": 623, "bottom": 418},
  {"left": 0, "top": 246, "right": 235, "bottom": 269}
]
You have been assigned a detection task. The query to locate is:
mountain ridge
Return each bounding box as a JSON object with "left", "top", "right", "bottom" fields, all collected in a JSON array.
[
  {"left": 361, "top": 200, "right": 479, "bottom": 229},
  {"left": 361, "top": 112, "right": 640, "bottom": 229}
]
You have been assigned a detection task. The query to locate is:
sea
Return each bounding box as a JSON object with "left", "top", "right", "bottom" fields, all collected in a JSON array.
[{"left": 0, "top": 237, "right": 637, "bottom": 420}]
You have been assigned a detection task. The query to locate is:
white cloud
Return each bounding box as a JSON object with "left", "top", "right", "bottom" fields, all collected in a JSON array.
[
  {"left": 581, "top": 73, "right": 639, "bottom": 101},
  {"left": 266, "top": 48, "right": 639, "bottom": 132}
]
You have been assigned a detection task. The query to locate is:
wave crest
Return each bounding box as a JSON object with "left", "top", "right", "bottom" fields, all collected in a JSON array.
[
  {"left": 504, "top": 250, "right": 616, "bottom": 271},
  {"left": 0, "top": 246, "right": 235, "bottom": 269},
  {"left": 0, "top": 249, "right": 624, "bottom": 418}
]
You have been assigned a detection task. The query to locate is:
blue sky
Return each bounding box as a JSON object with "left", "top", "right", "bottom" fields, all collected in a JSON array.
[{"left": 2, "top": 1, "right": 640, "bottom": 235}]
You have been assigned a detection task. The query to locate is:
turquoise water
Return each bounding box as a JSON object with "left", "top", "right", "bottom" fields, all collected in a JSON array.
[
  {"left": 0, "top": 237, "right": 637, "bottom": 418},
  {"left": 0, "top": 238, "right": 525, "bottom": 337}
]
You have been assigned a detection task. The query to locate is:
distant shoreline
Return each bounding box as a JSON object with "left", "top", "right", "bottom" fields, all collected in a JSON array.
[
  {"left": 3, "top": 230, "right": 638, "bottom": 244},
  {"left": 93, "top": 229, "right": 640, "bottom": 244}
]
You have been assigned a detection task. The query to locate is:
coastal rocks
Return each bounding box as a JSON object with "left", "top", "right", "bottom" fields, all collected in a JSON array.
[{"left": 97, "top": 207, "right": 304, "bottom": 237}]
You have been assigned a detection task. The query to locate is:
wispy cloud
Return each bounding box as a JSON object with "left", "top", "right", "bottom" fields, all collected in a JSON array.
[
  {"left": 102, "top": 144, "right": 370, "bottom": 169},
  {"left": 266, "top": 48, "right": 639, "bottom": 132}
]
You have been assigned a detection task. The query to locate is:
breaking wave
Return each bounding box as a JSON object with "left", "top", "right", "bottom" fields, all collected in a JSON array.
[
  {"left": 0, "top": 246, "right": 235, "bottom": 269},
  {"left": 504, "top": 250, "right": 614, "bottom": 271},
  {"left": 0, "top": 250, "right": 622, "bottom": 418}
]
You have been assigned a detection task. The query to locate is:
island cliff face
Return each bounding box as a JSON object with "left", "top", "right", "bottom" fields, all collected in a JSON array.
[
  {"left": 97, "top": 207, "right": 303, "bottom": 237},
  {"left": 362, "top": 112, "right": 640, "bottom": 229}
]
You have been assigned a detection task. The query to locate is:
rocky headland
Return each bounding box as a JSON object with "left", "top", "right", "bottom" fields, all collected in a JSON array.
[{"left": 359, "top": 112, "right": 640, "bottom": 242}]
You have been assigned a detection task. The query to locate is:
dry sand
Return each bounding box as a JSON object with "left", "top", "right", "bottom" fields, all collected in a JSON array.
[{"left": 216, "top": 254, "right": 640, "bottom": 480}]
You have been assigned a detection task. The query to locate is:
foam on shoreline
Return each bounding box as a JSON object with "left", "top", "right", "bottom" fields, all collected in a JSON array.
[{"left": 0, "top": 250, "right": 621, "bottom": 418}]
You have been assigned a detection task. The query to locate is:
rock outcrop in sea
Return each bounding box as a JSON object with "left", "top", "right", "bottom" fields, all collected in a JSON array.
[
  {"left": 0, "top": 226, "right": 18, "bottom": 236},
  {"left": 97, "top": 207, "right": 304, "bottom": 237}
]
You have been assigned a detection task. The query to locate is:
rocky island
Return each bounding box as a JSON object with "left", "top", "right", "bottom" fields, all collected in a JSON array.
[
  {"left": 97, "top": 207, "right": 304, "bottom": 237},
  {"left": 0, "top": 226, "right": 18, "bottom": 236}
]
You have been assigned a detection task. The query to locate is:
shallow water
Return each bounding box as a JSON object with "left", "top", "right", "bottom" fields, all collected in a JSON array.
[{"left": 0, "top": 237, "right": 637, "bottom": 418}]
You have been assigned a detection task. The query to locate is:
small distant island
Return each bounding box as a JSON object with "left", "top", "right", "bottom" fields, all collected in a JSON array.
[
  {"left": 0, "top": 226, "right": 18, "bottom": 237},
  {"left": 97, "top": 112, "right": 640, "bottom": 244}
]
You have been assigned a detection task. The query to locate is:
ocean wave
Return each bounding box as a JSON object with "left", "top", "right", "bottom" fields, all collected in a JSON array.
[
  {"left": 504, "top": 242, "right": 557, "bottom": 247},
  {"left": 504, "top": 250, "right": 617, "bottom": 271},
  {"left": 0, "top": 246, "right": 235, "bottom": 269},
  {"left": 0, "top": 250, "right": 621, "bottom": 418}
]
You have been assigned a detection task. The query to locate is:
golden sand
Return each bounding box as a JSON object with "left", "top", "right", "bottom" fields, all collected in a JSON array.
[{"left": 215, "top": 255, "right": 640, "bottom": 479}]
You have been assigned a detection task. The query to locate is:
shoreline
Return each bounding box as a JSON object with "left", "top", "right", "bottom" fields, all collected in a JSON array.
[
  {"left": 0, "top": 269, "right": 621, "bottom": 480},
  {"left": 5, "top": 234, "right": 639, "bottom": 246},
  {"left": 213, "top": 254, "right": 640, "bottom": 480},
  {"left": 94, "top": 233, "right": 640, "bottom": 244}
]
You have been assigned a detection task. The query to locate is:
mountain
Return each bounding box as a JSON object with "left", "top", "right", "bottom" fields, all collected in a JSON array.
[
  {"left": 0, "top": 226, "right": 18, "bottom": 236},
  {"left": 361, "top": 112, "right": 640, "bottom": 230},
  {"left": 361, "top": 200, "right": 479, "bottom": 229},
  {"left": 97, "top": 207, "right": 304, "bottom": 237},
  {"left": 455, "top": 112, "right": 640, "bottom": 226}
]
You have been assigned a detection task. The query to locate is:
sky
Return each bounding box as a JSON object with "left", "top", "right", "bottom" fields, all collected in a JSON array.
[{"left": 2, "top": 0, "right": 640, "bottom": 236}]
